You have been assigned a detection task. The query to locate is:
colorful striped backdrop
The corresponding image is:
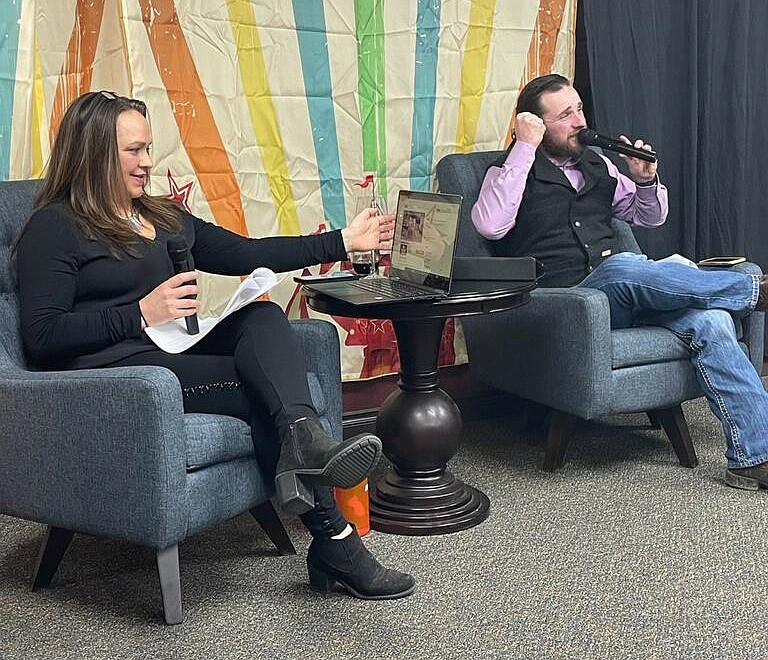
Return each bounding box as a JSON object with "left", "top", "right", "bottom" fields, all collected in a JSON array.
[{"left": 1, "top": 0, "right": 576, "bottom": 380}]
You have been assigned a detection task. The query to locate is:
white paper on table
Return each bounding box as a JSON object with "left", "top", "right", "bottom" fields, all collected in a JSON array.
[
  {"left": 658, "top": 253, "right": 699, "bottom": 269},
  {"left": 144, "top": 267, "right": 279, "bottom": 354}
]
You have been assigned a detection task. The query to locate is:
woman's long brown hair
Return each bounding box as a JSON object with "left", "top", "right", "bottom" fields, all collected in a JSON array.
[{"left": 32, "top": 91, "right": 183, "bottom": 255}]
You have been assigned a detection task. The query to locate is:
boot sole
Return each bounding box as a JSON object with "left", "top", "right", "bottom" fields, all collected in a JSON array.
[
  {"left": 307, "top": 562, "right": 416, "bottom": 600},
  {"left": 725, "top": 469, "right": 766, "bottom": 491},
  {"left": 277, "top": 433, "right": 382, "bottom": 490},
  {"left": 275, "top": 434, "right": 382, "bottom": 513}
]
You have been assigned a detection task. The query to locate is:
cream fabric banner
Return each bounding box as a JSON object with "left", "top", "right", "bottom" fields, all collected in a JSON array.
[{"left": 2, "top": 0, "right": 576, "bottom": 380}]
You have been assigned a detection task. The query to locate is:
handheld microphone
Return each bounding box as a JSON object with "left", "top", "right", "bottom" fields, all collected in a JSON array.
[
  {"left": 577, "top": 128, "right": 657, "bottom": 163},
  {"left": 166, "top": 236, "right": 199, "bottom": 335}
]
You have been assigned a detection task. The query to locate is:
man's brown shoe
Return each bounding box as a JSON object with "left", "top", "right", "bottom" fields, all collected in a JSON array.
[
  {"left": 725, "top": 461, "right": 768, "bottom": 490},
  {"left": 756, "top": 275, "right": 768, "bottom": 311}
]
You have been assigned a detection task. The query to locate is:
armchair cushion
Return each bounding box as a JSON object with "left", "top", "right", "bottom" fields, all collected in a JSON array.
[
  {"left": 611, "top": 327, "right": 694, "bottom": 369},
  {"left": 184, "top": 414, "right": 252, "bottom": 471},
  {"left": 185, "top": 372, "right": 327, "bottom": 470}
]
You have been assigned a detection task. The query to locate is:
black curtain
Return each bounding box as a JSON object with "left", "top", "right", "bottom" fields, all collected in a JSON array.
[{"left": 575, "top": 0, "right": 768, "bottom": 274}]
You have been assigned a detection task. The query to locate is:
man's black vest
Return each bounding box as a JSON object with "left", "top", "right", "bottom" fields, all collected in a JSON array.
[{"left": 491, "top": 148, "right": 618, "bottom": 287}]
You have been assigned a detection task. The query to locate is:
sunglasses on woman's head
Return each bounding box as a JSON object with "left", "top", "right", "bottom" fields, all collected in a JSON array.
[
  {"left": 78, "top": 90, "right": 147, "bottom": 126},
  {"left": 96, "top": 90, "right": 147, "bottom": 115}
]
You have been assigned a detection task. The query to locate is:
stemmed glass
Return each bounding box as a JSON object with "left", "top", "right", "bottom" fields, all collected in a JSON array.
[{"left": 350, "top": 196, "right": 387, "bottom": 278}]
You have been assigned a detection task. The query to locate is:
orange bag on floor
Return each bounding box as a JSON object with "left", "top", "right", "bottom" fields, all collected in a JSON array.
[{"left": 333, "top": 478, "right": 370, "bottom": 536}]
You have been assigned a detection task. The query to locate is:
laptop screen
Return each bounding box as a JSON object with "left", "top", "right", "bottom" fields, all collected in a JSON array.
[{"left": 389, "top": 190, "right": 462, "bottom": 293}]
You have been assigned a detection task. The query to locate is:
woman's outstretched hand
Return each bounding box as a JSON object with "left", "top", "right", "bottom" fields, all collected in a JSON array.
[
  {"left": 139, "top": 271, "right": 200, "bottom": 327},
  {"left": 341, "top": 207, "right": 395, "bottom": 253}
]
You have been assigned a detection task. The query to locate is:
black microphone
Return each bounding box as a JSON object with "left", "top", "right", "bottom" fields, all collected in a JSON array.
[
  {"left": 166, "top": 236, "right": 199, "bottom": 335},
  {"left": 577, "top": 128, "right": 657, "bottom": 163}
]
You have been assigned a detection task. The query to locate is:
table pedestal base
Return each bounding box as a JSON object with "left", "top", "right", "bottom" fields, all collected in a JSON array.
[
  {"left": 369, "top": 316, "right": 491, "bottom": 535},
  {"left": 370, "top": 468, "right": 490, "bottom": 535},
  {"left": 305, "top": 281, "right": 533, "bottom": 536}
]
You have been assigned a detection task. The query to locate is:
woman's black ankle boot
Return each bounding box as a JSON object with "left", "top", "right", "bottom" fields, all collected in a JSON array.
[
  {"left": 275, "top": 417, "right": 382, "bottom": 515},
  {"left": 306, "top": 527, "right": 416, "bottom": 600}
]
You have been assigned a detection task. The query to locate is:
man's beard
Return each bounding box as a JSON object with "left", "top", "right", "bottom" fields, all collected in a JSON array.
[{"left": 542, "top": 132, "right": 586, "bottom": 161}]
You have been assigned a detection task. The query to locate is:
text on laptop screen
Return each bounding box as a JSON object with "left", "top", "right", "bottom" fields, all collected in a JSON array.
[{"left": 390, "top": 190, "right": 461, "bottom": 287}]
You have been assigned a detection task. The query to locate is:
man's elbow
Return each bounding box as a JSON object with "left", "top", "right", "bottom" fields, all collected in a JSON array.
[
  {"left": 470, "top": 209, "right": 507, "bottom": 240},
  {"left": 472, "top": 221, "right": 507, "bottom": 241}
]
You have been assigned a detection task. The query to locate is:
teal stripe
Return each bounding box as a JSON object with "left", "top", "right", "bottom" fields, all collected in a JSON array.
[
  {"left": 0, "top": 1, "right": 23, "bottom": 180},
  {"left": 410, "top": 0, "right": 441, "bottom": 191},
  {"left": 292, "top": 1, "right": 346, "bottom": 230}
]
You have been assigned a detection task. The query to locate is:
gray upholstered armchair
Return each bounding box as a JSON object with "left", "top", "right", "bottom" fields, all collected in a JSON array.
[
  {"left": 0, "top": 179, "right": 343, "bottom": 624},
  {"left": 437, "top": 150, "right": 765, "bottom": 471}
]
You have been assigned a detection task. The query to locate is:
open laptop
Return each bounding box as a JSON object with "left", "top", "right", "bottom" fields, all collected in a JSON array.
[{"left": 302, "top": 189, "right": 462, "bottom": 306}]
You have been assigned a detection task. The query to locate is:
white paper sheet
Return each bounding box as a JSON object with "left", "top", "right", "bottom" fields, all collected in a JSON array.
[
  {"left": 144, "top": 267, "right": 279, "bottom": 353},
  {"left": 658, "top": 253, "right": 698, "bottom": 269}
]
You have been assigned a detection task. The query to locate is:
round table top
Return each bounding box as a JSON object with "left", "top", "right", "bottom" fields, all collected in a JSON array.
[{"left": 304, "top": 279, "right": 536, "bottom": 321}]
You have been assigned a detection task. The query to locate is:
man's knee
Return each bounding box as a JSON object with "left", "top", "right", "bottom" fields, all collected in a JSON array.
[
  {"left": 599, "top": 252, "right": 648, "bottom": 276},
  {"left": 690, "top": 309, "right": 738, "bottom": 342}
]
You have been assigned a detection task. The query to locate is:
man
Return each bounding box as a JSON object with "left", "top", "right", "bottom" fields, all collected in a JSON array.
[{"left": 471, "top": 73, "right": 768, "bottom": 490}]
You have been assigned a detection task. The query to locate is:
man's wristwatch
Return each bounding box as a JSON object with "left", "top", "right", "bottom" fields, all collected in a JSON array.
[{"left": 636, "top": 175, "right": 658, "bottom": 187}]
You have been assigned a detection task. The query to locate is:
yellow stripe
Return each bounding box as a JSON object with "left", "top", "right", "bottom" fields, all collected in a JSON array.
[
  {"left": 30, "top": 35, "right": 45, "bottom": 178},
  {"left": 455, "top": 0, "right": 497, "bottom": 152},
  {"left": 226, "top": 0, "right": 300, "bottom": 235}
]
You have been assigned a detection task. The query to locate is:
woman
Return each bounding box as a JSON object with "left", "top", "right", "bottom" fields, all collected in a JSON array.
[{"left": 14, "top": 90, "right": 415, "bottom": 600}]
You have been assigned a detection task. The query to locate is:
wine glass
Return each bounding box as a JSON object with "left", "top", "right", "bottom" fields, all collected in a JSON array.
[
  {"left": 350, "top": 196, "right": 388, "bottom": 278},
  {"left": 349, "top": 250, "right": 376, "bottom": 277}
]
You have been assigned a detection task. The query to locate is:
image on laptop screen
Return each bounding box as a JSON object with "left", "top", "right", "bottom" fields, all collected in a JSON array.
[{"left": 390, "top": 190, "right": 462, "bottom": 291}]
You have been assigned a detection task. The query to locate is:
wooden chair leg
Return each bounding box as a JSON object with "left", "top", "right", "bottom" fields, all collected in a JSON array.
[
  {"left": 522, "top": 400, "right": 550, "bottom": 432},
  {"left": 543, "top": 410, "right": 578, "bottom": 472},
  {"left": 250, "top": 501, "right": 296, "bottom": 555},
  {"left": 647, "top": 411, "right": 662, "bottom": 429},
  {"left": 653, "top": 405, "right": 698, "bottom": 468},
  {"left": 156, "top": 545, "right": 183, "bottom": 625},
  {"left": 31, "top": 526, "right": 74, "bottom": 591}
]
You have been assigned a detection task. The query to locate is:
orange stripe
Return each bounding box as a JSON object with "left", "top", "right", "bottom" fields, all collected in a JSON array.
[
  {"left": 49, "top": 0, "right": 106, "bottom": 145},
  {"left": 505, "top": 0, "right": 569, "bottom": 146},
  {"left": 138, "top": 0, "right": 248, "bottom": 236}
]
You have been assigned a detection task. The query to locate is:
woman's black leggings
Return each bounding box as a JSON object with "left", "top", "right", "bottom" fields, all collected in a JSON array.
[{"left": 113, "top": 301, "right": 347, "bottom": 538}]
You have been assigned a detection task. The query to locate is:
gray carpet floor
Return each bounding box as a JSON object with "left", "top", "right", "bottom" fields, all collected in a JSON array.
[{"left": 2, "top": 395, "right": 768, "bottom": 660}]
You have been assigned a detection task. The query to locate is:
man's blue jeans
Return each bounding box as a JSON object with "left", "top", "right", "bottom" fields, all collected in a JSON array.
[{"left": 578, "top": 252, "right": 768, "bottom": 468}]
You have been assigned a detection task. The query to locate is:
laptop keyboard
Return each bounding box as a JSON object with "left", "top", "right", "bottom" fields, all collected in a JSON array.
[{"left": 351, "top": 277, "right": 438, "bottom": 299}]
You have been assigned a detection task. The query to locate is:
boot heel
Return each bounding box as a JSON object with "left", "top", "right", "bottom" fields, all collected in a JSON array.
[
  {"left": 725, "top": 469, "right": 761, "bottom": 491},
  {"left": 275, "top": 471, "right": 315, "bottom": 514},
  {"left": 307, "top": 562, "right": 336, "bottom": 593}
]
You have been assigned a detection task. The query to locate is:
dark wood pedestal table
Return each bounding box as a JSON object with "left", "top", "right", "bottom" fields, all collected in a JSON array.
[{"left": 304, "top": 280, "right": 535, "bottom": 535}]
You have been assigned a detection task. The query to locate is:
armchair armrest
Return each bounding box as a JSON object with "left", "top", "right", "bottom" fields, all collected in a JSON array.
[
  {"left": 290, "top": 319, "right": 342, "bottom": 440},
  {"left": 0, "top": 364, "right": 189, "bottom": 547},
  {"left": 462, "top": 287, "right": 615, "bottom": 418}
]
